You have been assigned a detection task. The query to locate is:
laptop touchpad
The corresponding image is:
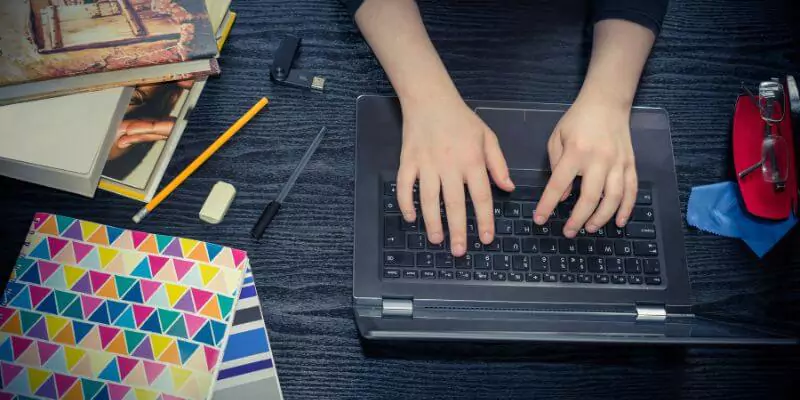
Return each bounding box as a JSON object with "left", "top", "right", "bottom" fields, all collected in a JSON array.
[{"left": 475, "top": 107, "right": 561, "bottom": 171}]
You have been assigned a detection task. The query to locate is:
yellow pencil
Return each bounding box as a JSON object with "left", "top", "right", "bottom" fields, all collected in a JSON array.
[{"left": 132, "top": 97, "right": 269, "bottom": 223}]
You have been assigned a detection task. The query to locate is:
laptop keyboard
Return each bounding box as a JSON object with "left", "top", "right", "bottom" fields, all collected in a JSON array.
[{"left": 382, "top": 181, "right": 664, "bottom": 287}]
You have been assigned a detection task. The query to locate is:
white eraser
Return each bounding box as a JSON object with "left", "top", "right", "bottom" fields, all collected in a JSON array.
[{"left": 200, "top": 181, "right": 236, "bottom": 224}]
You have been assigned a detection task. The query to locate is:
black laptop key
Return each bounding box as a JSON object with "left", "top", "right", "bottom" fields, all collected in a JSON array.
[
  {"left": 587, "top": 256, "right": 605, "bottom": 272},
  {"left": 634, "top": 242, "right": 658, "bottom": 257},
  {"left": 568, "top": 256, "right": 586, "bottom": 273},
  {"left": 403, "top": 270, "right": 418, "bottom": 279},
  {"left": 504, "top": 202, "right": 522, "bottom": 218},
  {"left": 476, "top": 254, "right": 492, "bottom": 269},
  {"left": 594, "top": 226, "right": 606, "bottom": 237},
  {"left": 549, "top": 256, "right": 568, "bottom": 273},
  {"left": 636, "top": 190, "right": 653, "bottom": 205},
  {"left": 493, "top": 255, "right": 512, "bottom": 270},
  {"left": 416, "top": 252, "right": 434, "bottom": 268},
  {"left": 532, "top": 256, "right": 549, "bottom": 272},
  {"left": 606, "top": 257, "right": 624, "bottom": 273},
  {"left": 533, "top": 223, "right": 551, "bottom": 236},
  {"left": 521, "top": 203, "right": 535, "bottom": 218},
  {"left": 456, "top": 271, "right": 471, "bottom": 280},
  {"left": 594, "top": 274, "right": 609, "bottom": 284},
  {"left": 407, "top": 233, "right": 425, "bottom": 249},
  {"left": 503, "top": 237, "right": 521, "bottom": 252},
  {"left": 491, "top": 271, "right": 507, "bottom": 281},
  {"left": 486, "top": 238, "right": 502, "bottom": 252},
  {"left": 560, "top": 274, "right": 576, "bottom": 283},
  {"left": 515, "top": 220, "right": 533, "bottom": 235},
  {"left": 400, "top": 217, "right": 418, "bottom": 231},
  {"left": 435, "top": 253, "right": 454, "bottom": 268},
  {"left": 384, "top": 198, "right": 399, "bottom": 213},
  {"left": 577, "top": 228, "right": 588, "bottom": 237},
  {"left": 474, "top": 271, "right": 490, "bottom": 281},
  {"left": 525, "top": 273, "right": 542, "bottom": 282},
  {"left": 439, "top": 270, "right": 455, "bottom": 280},
  {"left": 509, "top": 272, "right": 524, "bottom": 282},
  {"left": 556, "top": 203, "right": 572, "bottom": 219},
  {"left": 427, "top": 240, "right": 444, "bottom": 250},
  {"left": 597, "top": 239, "right": 614, "bottom": 255},
  {"left": 632, "top": 207, "right": 654, "bottom": 222},
  {"left": 628, "top": 275, "right": 643, "bottom": 285},
  {"left": 454, "top": 254, "right": 473, "bottom": 269},
  {"left": 466, "top": 219, "right": 477, "bottom": 235},
  {"left": 645, "top": 276, "right": 662, "bottom": 285},
  {"left": 384, "top": 182, "right": 397, "bottom": 196},
  {"left": 643, "top": 259, "right": 661, "bottom": 275},
  {"left": 384, "top": 231, "right": 405, "bottom": 248},
  {"left": 384, "top": 269, "right": 401, "bottom": 279},
  {"left": 512, "top": 255, "right": 530, "bottom": 271},
  {"left": 521, "top": 238, "right": 539, "bottom": 253},
  {"left": 510, "top": 186, "right": 544, "bottom": 200},
  {"left": 543, "top": 273, "right": 558, "bottom": 282},
  {"left": 611, "top": 275, "right": 627, "bottom": 284},
  {"left": 468, "top": 236, "right": 483, "bottom": 251},
  {"left": 384, "top": 251, "right": 414, "bottom": 267},
  {"left": 466, "top": 202, "right": 475, "bottom": 217},
  {"left": 541, "top": 239, "right": 558, "bottom": 253},
  {"left": 624, "top": 259, "right": 642, "bottom": 274},
  {"left": 421, "top": 270, "right": 437, "bottom": 279},
  {"left": 577, "top": 239, "right": 595, "bottom": 254},
  {"left": 614, "top": 240, "right": 632, "bottom": 256},
  {"left": 496, "top": 219, "right": 514, "bottom": 235},
  {"left": 606, "top": 223, "right": 624, "bottom": 238},
  {"left": 493, "top": 202, "right": 503, "bottom": 217},
  {"left": 559, "top": 239, "right": 577, "bottom": 254},
  {"left": 550, "top": 221, "right": 565, "bottom": 237},
  {"left": 577, "top": 274, "right": 593, "bottom": 284},
  {"left": 626, "top": 223, "right": 656, "bottom": 239}
]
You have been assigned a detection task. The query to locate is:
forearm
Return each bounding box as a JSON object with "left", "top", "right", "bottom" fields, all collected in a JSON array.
[
  {"left": 355, "top": 0, "right": 458, "bottom": 108},
  {"left": 577, "top": 19, "right": 656, "bottom": 111}
]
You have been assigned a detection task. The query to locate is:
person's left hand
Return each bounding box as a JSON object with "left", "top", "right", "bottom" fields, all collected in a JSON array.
[
  {"left": 107, "top": 119, "right": 176, "bottom": 160},
  {"left": 534, "top": 99, "right": 637, "bottom": 238}
]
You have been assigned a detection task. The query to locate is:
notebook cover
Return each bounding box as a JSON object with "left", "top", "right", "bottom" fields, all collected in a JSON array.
[
  {"left": 214, "top": 269, "right": 284, "bottom": 400},
  {"left": 0, "top": 213, "right": 247, "bottom": 400},
  {"left": 0, "top": 0, "right": 218, "bottom": 89}
]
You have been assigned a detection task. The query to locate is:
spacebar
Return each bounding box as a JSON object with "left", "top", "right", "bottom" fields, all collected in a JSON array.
[{"left": 508, "top": 185, "right": 544, "bottom": 200}]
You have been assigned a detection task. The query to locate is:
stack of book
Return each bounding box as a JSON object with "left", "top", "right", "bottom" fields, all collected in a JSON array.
[{"left": 0, "top": 0, "right": 236, "bottom": 201}]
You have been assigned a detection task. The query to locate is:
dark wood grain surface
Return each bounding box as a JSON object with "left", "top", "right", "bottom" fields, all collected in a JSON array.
[{"left": 2, "top": 0, "right": 800, "bottom": 398}]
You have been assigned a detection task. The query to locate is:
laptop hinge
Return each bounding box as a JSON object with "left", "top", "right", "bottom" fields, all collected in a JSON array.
[
  {"left": 382, "top": 298, "right": 413, "bottom": 318},
  {"left": 635, "top": 304, "right": 667, "bottom": 322}
]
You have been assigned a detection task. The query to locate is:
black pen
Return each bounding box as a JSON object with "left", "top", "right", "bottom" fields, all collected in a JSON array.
[{"left": 251, "top": 126, "right": 328, "bottom": 239}]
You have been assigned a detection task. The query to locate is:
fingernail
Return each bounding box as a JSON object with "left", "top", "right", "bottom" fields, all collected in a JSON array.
[
  {"left": 481, "top": 230, "right": 492, "bottom": 242},
  {"left": 118, "top": 141, "right": 131, "bottom": 148},
  {"left": 534, "top": 216, "right": 546, "bottom": 225},
  {"left": 618, "top": 217, "right": 628, "bottom": 227},
  {"left": 586, "top": 224, "right": 598, "bottom": 232},
  {"left": 453, "top": 243, "right": 465, "bottom": 255},
  {"left": 564, "top": 229, "right": 576, "bottom": 237},
  {"left": 506, "top": 178, "right": 514, "bottom": 188},
  {"left": 429, "top": 232, "right": 442, "bottom": 243}
]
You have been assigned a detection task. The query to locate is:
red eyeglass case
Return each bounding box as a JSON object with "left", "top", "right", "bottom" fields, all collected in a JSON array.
[{"left": 732, "top": 80, "right": 798, "bottom": 220}]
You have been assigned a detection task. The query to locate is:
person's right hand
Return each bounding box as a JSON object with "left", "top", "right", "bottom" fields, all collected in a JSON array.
[{"left": 397, "top": 95, "right": 515, "bottom": 257}]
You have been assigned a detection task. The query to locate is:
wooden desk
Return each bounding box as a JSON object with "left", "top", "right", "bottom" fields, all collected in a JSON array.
[{"left": 1, "top": 0, "right": 798, "bottom": 398}]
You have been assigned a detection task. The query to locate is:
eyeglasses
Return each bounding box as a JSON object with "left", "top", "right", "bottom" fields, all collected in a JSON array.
[{"left": 737, "top": 80, "right": 789, "bottom": 191}]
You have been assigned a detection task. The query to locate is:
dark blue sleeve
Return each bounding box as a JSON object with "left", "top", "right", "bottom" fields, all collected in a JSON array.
[{"left": 592, "top": 0, "right": 669, "bottom": 34}]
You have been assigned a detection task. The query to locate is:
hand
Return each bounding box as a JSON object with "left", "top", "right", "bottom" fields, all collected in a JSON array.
[
  {"left": 534, "top": 99, "right": 637, "bottom": 238},
  {"left": 107, "top": 118, "right": 175, "bottom": 160},
  {"left": 397, "top": 96, "right": 515, "bottom": 257}
]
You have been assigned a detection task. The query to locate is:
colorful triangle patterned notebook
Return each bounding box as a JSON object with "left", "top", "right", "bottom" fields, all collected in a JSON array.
[{"left": 0, "top": 213, "right": 247, "bottom": 400}]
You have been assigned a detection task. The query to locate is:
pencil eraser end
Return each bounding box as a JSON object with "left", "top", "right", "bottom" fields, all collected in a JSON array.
[{"left": 200, "top": 181, "right": 236, "bottom": 224}]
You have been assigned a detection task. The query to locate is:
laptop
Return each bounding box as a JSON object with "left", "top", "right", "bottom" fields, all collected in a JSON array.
[{"left": 353, "top": 95, "right": 796, "bottom": 345}]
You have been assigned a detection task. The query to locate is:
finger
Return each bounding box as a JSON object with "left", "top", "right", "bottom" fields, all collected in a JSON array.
[
  {"left": 419, "top": 171, "right": 444, "bottom": 244},
  {"left": 396, "top": 162, "right": 418, "bottom": 222},
  {"left": 535, "top": 153, "right": 579, "bottom": 225},
  {"left": 484, "top": 131, "right": 515, "bottom": 191},
  {"left": 616, "top": 165, "right": 638, "bottom": 227},
  {"left": 466, "top": 168, "right": 495, "bottom": 244},
  {"left": 586, "top": 167, "right": 624, "bottom": 232},
  {"left": 548, "top": 134, "right": 572, "bottom": 202},
  {"left": 441, "top": 175, "right": 467, "bottom": 257},
  {"left": 119, "top": 119, "right": 175, "bottom": 137},
  {"left": 565, "top": 167, "right": 607, "bottom": 237},
  {"left": 117, "top": 133, "right": 172, "bottom": 148}
]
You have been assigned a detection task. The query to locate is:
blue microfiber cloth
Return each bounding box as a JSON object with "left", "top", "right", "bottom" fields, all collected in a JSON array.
[{"left": 687, "top": 181, "right": 797, "bottom": 258}]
